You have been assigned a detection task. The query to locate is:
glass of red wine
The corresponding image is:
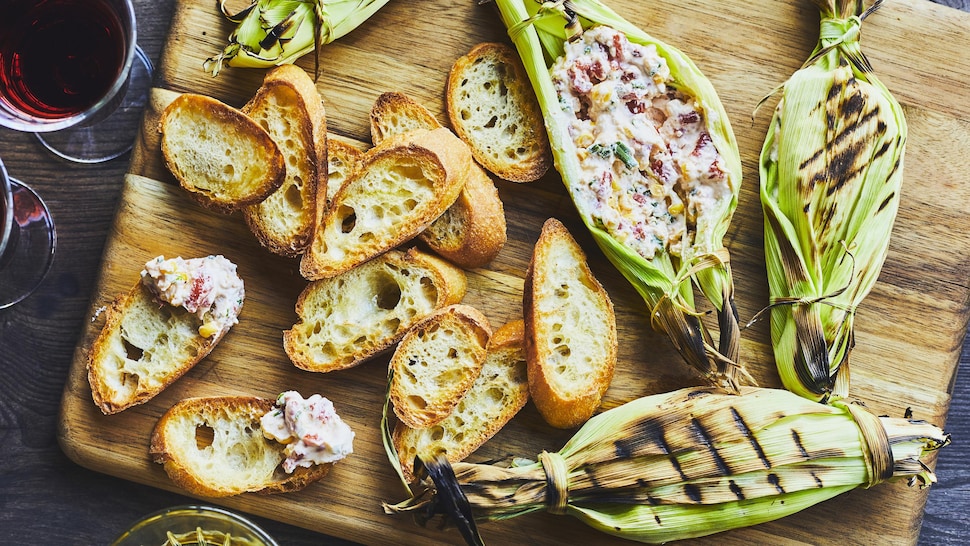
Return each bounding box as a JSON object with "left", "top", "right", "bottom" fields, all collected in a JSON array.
[
  {"left": 0, "top": 0, "right": 153, "bottom": 163},
  {"left": 0, "top": 156, "right": 55, "bottom": 309}
]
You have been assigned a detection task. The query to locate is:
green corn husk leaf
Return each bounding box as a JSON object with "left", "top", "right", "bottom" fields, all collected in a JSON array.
[
  {"left": 385, "top": 386, "right": 948, "bottom": 545},
  {"left": 203, "top": 0, "right": 392, "bottom": 77},
  {"left": 759, "top": 0, "right": 906, "bottom": 402},
  {"left": 492, "top": 0, "right": 750, "bottom": 391}
]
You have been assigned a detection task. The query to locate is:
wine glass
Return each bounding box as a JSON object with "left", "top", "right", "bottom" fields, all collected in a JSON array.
[
  {"left": 0, "top": 156, "right": 55, "bottom": 309},
  {"left": 0, "top": 0, "right": 154, "bottom": 163}
]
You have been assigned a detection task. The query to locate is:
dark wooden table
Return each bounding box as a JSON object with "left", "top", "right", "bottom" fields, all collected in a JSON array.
[{"left": 1, "top": 0, "right": 966, "bottom": 544}]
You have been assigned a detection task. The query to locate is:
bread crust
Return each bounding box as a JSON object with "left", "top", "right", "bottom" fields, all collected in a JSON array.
[
  {"left": 299, "top": 127, "right": 472, "bottom": 280},
  {"left": 446, "top": 42, "right": 551, "bottom": 183},
  {"left": 241, "top": 64, "right": 328, "bottom": 257},
  {"left": 150, "top": 396, "right": 331, "bottom": 497},
  {"left": 159, "top": 93, "right": 285, "bottom": 213},
  {"left": 86, "top": 281, "right": 236, "bottom": 415},
  {"left": 284, "top": 247, "right": 467, "bottom": 373},
  {"left": 389, "top": 304, "right": 493, "bottom": 429},
  {"left": 524, "top": 218, "right": 617, "bottom": 429},
  {"left": 419, "top": 162, "right": 506, "bottom": 269},
  {"left": 370, "top": 91, "right": 442, "bottom": 146}
]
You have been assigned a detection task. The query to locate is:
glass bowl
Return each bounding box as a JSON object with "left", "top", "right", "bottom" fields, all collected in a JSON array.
[{"left": 110, "top": 505, "right": 279, "bottom": 546}]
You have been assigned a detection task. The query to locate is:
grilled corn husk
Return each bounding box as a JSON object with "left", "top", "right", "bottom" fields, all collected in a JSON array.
[
  {"left": 759, "top": 0, "right": 906, "bottom": 403},
  {"left": 385, "top": 386, "right": 947, "bottom": 545},
  {"left": 492, "top": 0, "right": 750, "bottom": 391},
  {"left": 203, "top": 0, "right": 392, "bottom": 76}
]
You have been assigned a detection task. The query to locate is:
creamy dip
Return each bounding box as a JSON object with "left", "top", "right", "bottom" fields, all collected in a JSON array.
[
  {"left": 551, "top": 26, "right": 730, "bottom": 260},
  {"left": 261, "top": 391, "right": 355, "bottom": 473},
  {"left": 141, "top": 255, "right": 244, "bottom": 338}
]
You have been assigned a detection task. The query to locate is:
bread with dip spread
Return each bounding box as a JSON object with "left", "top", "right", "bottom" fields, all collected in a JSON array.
[
  {"left": 524, "top": 218, "right": 617, "bottom": 429},
  {"left": 299, "top": 127, "right": 472, "bottom": 280},
  {"left": 241, "top": 64, "right": 327, "bottom": 257},
  {"left": 284, "top": 247, "right": 467, "bottom": 373},
  {"left": 159, "top": 93, "right": 285, "bottom": 213},
  {"left": 446, "top": 42, "right": 551, "bottom": 183},
  {"left": 368, "top": 91, "right": 507, "bottom": 269},
  {"left": 393, "top": 319, "right": 529, "bottom": 481},
  {"left": 150, "top": 391, "right": 353, "bottom": 497},
  {"left": 87, "top": 256, "right": 245, "bottom": 415},
  {"left": 389, "top": 304, "right": 492, "bottom": 429}
]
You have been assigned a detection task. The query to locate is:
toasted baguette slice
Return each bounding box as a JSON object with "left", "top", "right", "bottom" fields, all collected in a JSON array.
[
  {"left": 284, "top": 248, "right": 467, "bottom": 373},
  {"left": 390, "top": 304, "right": 492, "bottom": 429},
  {"left": 367, "top": 91, "right": 507, "bottom": 269},
  {"left": 150, "top": 396, "right": 331, "bottom": 497},
  {"left": 159, "top": 93, "right": 284, "bottom": 213},
  {"left": 241, "top": 65, "right": 327, "bottom": 257},
  {"left": 393, "top": 319, "right": 528, "bottom": 481},
  {"left": 419, "top": 162, "right": 506, "bottom": 269},
  {"left": 524, "top": 218, "right": 617, "bottom": 429},
  {"left": 324, "top": 136, "right": 365, "bottom": 208},
  {"left": 299, "top": 127, "right": 472, "bottom": 280},
  {"left": 447, "top": 42, "right": 551, "bottom": 183},
  {"left": 87, "top": 281, "right": 241, "bottom": 415},
  {"left": 370, "top": 91, "right": 442, "bottom": 146}
]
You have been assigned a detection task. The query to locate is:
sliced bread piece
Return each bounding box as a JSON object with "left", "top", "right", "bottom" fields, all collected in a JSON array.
[
  {"left": 524, "top": 218, "right": 617, "bottom": 429},
  {"left": 367, "top": 91, "right": 507, "bottom": 269},
  {"left": 299, "top": 127, "right": 472, "bottom": 280},
  {"left": 419, "top": 162, "right": 506, "bottom": 269},
  {"left": 324, "top": 136, "right": 364, "bottom": 208},
  {"left": 284, "top": 247, "right": 467, "bottom": 373},
  {"left": 87, "top": 256, "right": 244, "bottom": 415},
  {"left": 149, "top": 396, "right": 337, "bottom": 497},
  {"left": 370, "top": 91, "right": 442, "bottom": 146},
  {"left": 159, "top": 93, "right": 285, "bottom": 213},
  {"left": 389, "top": 304, "right": 492, "bottom": 429},
  {"left": 393, "top": 319, "right": 529, "bottom": 481},
  {"left": 446, "top": 42, "right": 551, "bottom": 183},
  {"left": 241, "top": 64, "right": 327, "bottom": 257}
]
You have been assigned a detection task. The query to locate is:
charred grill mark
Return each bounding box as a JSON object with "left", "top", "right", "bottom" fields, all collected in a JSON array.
[
  {"left": 586, "top": 466, "right": 604, "bottom": 489},
  {"left": 792, "top": 430, "right": 811, "bottom": 459},
  {"left": 729, "top": 479, "right": 745, "bottom": 500},
  {"left": 647, "top": 494, "right": 661, "bottom": 506},
  {"left": 732, "top": 407, "right": 772, "bottom": 469},
  {"left": 877, "top": 192, "right": 895, "bottom": 213},
  {"left": 691, "top": 417, "right": 731, "bottom": 476},
  {"left": 615, "top": 417, "right": 666, "bottom": 459},
  {"left": 684, "top": 483, "right": 702, "bottom": 502},
  {"left": 812, "top": 471, "right": 824, "bottom": 488},
  {"left": 768, "top": 473, "right": 785, "bottom": 494},
  {"left": 823, "top": 140, "right": 867, "bottom": 196},
  {"left": 873, "top": 139, "right": 891, "bottom": 162}
]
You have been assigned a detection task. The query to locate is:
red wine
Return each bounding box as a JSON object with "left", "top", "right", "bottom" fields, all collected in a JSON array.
[{"left": 0, "top": 0, "right": 127, "bottom": 120}]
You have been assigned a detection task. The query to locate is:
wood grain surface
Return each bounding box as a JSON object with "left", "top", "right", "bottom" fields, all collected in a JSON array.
[{"left": 0, "top": 0, "right": 962, "bottom": 544}]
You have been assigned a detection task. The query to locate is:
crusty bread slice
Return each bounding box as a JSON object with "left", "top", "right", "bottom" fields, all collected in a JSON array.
[
  {"left": 241, "top": 64, "right": 327, "bottom": 257},
  {"left": 390, "top": 304, "right": 492, "bottom": 429},
  {"left": 324, "top": 136, "right": 364, "bottom": 209},
  {"left": 370, "top": 91, "right": 442, "bottom": 146},
  {"left": 284, "top": 247, "right": 467, "bottom": 373},
  {"left": 393, "top": 319, "right": 529, "bottom": 481},
  {"left": 87, "top": 281, "right": 241, "bottom": 415},
  {"left": 419, "top": 162, "right": 506, "bottom": 269},
  {"left": 159, "top": 93, "right": 284, "bottom": 213},
  {"left": 150, "top": 396, "right": 331, "bottom": 497},
  {"left": 524, "top": 218, "right": 617, "bottom": 429},
  {"left": 299, "top": 127, "right": 472, "bottom": 280},
  {"left": 447, "top": 42, "right": 551, "bottom": 183},
  {"left": 367, "top": 91, "right": 507, "bottom": 269}
]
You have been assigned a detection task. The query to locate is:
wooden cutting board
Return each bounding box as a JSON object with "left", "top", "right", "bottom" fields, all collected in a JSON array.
[{"left": 59, "top": 0, "right": 970, "bottom": 544}]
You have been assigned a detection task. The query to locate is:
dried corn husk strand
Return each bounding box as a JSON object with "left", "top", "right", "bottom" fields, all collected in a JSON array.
[
  {"left": 491, "top": 0, "right": 750, "bottom": 391},
  {"left": 759, "top": 0, "right": 906, "bottom": 402},
  {"left": 385, "top": 386, "right": 947, "bottom": 545},
  {"left": 203, "top": 0, "right": 392, "bottom": 76}
]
